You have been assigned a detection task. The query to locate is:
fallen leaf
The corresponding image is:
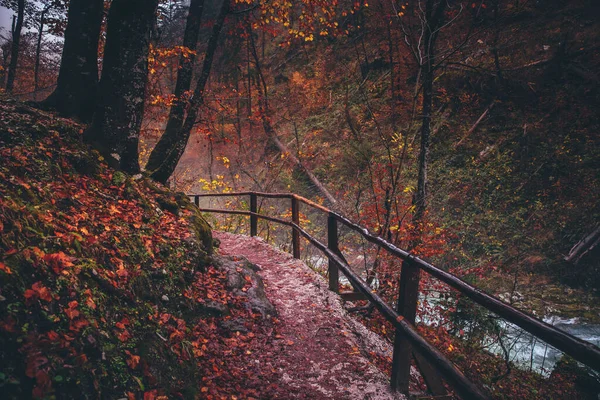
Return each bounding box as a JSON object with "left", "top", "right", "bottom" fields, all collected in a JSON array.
[{"left": 0, "top": 262, "right": 12, "bottom": 274}]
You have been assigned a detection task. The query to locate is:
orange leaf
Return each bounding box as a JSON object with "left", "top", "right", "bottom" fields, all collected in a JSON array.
[
  {"left": 34, "top": 282, "right": 53, "bottom": 302},
  {"left": 144, "top": 390, "right": 158, "bottom": 400},
  {"left": 118, "top": 330, "right": 131, "bottom": 342},
  {"left": 86, "top": 296, "right": 97, "bottom": 310},
  {"left": 126, "top": 352, "right": 141, "bottom": 369},
  {"left": 0, "top": 262, "right": 12, "bottom": 274},
  {"left": 47, "top": 331, "right": 59, "bottom": 341},
  {"left": 25, "top": 282, "right": 53, "bottom": 302},
  {"left": 64, "top": 301, "right": 79, "bottom": 319},
  {"left": 44, "top": 252, "right": 75, "bottom": 274},
  {"left": 115, "top": 317, "right": 129, "bottom": 330}
]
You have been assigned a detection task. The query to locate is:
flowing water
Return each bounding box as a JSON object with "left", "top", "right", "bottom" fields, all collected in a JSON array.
[{"left": 484, "top": 316, "right": 600, "bottom": 376}]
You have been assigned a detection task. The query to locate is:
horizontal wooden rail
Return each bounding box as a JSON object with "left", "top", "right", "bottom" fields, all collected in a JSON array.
[
  {"left": 192, "top": 192, "right": 600, "bottom": 397},
  {"left": 193, "top": 191, "right": 292, "bottom": 199},
  {"left": 193, "top": 191, "right": 331, "bottom": 212}
]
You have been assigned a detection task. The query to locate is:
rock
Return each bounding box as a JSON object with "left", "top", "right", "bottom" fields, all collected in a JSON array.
[
  {"left": 212, "top": 255, "right": 276, "bottom": 318},
  {"left": 138, "top": 333, "right": 200, "bottom": 396},
  {"left": 197, "top": 300, "right": 229, "bottom": 317},
  {"left": 161, "top": 295, "right": 169, "bottom": 301},
  {"left": 219, "top": 318, "right": 249, "bottom": 333},
  {"left": 156, "top": 195, "right": 180, "bottom": 215}
]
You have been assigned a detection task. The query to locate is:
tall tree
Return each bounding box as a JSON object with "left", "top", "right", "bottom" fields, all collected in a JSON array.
[
  {"left": 412, "top": 0, "right": 447, "bottom": 226},
  {"left": 5, "top": 0, "right": 25, "bottom": 93},
  {"left": 145, "top": 0, "right": 205, "bottom": 173},
  {"left": 85, "top": 0, "right": 159, "bottom": 173},
  {"left": 41, "top": 0, "right": 103, "bottom": 121},
  {"left": 148, "top": 0, "right": 229, "bottom": 184},
  {"left": 391, "top": 0, "right": 448, "bottom": 393},
  {"left": 33, "top": 1, "right": 61, "bottom": 100}
]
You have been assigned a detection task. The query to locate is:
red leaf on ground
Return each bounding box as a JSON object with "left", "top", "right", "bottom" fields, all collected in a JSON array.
[
  {"left": 25, "top": 282, "right": 53, "bottom": 303},
  {"left": 0, "top": 262, "right": 12, "bottom": 274},
  {"left": 125, "top": 350, "right": 141, "bottom": 369},
  {"left": 44, "top": 252, "right": 75, "bottom": 274},
  {"left": 64, "top": 301, "right": 80, "bottom": 319},
  {"left": 115, "top": 317, "right": 130, "bottom": 330}
]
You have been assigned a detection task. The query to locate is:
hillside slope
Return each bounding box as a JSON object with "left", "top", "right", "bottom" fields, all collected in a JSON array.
[{"left": 0, "top": 100, "right": 279, "bottom": 399}]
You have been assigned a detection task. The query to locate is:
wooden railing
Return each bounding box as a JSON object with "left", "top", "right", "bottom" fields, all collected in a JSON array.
[{"left": 190, "top": 191, "right": 600, "bottom": 399}]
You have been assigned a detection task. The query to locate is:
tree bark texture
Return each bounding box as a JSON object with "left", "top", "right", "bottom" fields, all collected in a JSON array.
[
  {"left": 86, "top": 0, "right": 159, "bottom": 173},
  {"left": 145, "top": 0, "right": 205, "bottom": 172},
  {"left": 42, "top": 0, "right": 103, "bottom": 121},
  {"left": 5, "top": 0, "right": 25, "bottom": 93},
  {"left": 149, "top": 0, "right": 229, "bottom": 184}
]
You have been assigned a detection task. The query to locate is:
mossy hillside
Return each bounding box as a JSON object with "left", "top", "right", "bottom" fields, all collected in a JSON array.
[{"left": 0, "top": 100, "right": 269, "bottom": 399}]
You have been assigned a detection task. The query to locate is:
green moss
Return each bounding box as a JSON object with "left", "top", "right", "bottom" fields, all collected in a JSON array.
[{"left": 112, "top": 171, "right": 127, "bottom": 186}]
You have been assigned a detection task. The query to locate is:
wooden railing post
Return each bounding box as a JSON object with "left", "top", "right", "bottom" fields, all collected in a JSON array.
[
  {"left": 391, "top": 257, "right": 448, "bottom": 395},
  {"left": 327, "top": 213, "right": 340, "bottom": 293},
  {"left": 250, "top": 193, "right": 257, "bottom": 237},
  {"left": 291, "top": 196, "right": 300, "bottom": 259},
  {"left": 391, "top": 258, "right": 421, "bottom": 392}
]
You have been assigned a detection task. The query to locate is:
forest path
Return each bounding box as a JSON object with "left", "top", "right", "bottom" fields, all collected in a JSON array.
[{"left": 215, "top": 231, "right": 404, "bottom": 400}]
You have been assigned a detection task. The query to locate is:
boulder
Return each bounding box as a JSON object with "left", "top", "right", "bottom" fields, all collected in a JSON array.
[{"left": 211, "top": 255, "right": 276, "bottom": 318}]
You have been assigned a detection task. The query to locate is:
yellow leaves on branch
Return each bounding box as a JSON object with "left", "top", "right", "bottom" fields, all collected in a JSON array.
[
  {"left": 198, "top": 175, "right": 233, "bottom": 193},
  {"left": 147, "top": 44, "right": 197, "bottom": 76},
  {"left": 216, "top": 156, "right": 230, "bottom": 169},
  {"left": 252, "top": 0, "right": 358, "bottom": 44},
  {"left": 150, "top": 94, "right": 177, "bottom": 106}
]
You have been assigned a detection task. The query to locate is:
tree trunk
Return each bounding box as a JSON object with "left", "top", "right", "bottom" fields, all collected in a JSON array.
[
  {"left": 412, "top": 0, "right": 446, "bottom": 228},
  {"left": 145, "top": 0, "right": 205, "bottom": 172},
  {"left": 392, "top": 2, "right": 447, "bottom": 394},
  {"left": 565, "top": 224, "right": 600, "bottom": 265},
  {"left": 149, "top": 0, "right": 229, "bottom": 184},
  {"left": 41, "top": 0, "right": 103, "bottom": 121},
  {"left": 85, "top": 0, "right": 159, "bottom": 173},
  {"left": 5, "top": 0, "right": 25, "bottom": 93},
  {"left": 34, "top": 8, "right": 47, "bottom": 101}
]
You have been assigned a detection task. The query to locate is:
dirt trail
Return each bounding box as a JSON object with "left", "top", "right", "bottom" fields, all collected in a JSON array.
[{"left": 215, "top": 231, "right": 404, "bottom": 400}]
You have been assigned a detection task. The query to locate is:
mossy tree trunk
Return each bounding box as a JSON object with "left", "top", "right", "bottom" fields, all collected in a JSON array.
[
  {"left": 86, "top": 0, "right": 159, "bottom": 174},
  {"left": 41, "top": 0, "right": 103, "bottom": 121}
]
